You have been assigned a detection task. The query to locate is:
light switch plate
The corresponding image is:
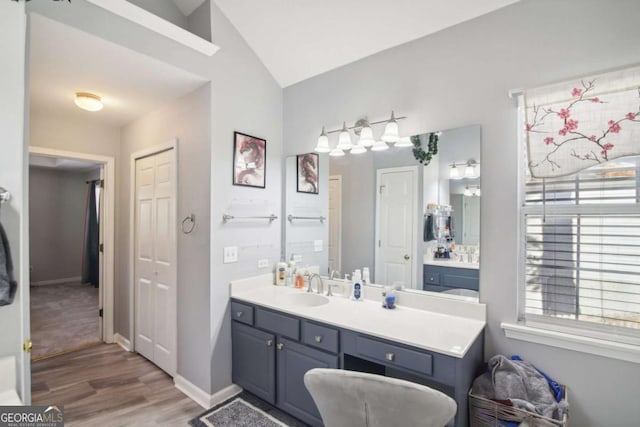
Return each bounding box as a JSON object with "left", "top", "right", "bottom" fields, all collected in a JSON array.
[
  {"left": 314, "top": 240, "right": 323, "bottom": 252},
  {"left": 292, "top": 254, "right": 302, "bottom": 262},
  {"left": 257, "top": 258, "right": 269, "bottom": 269},
  {"left": 223, "top": 246, "right": 238, "bottom": 263}
]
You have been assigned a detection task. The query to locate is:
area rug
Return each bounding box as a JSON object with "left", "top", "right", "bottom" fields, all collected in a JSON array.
[{"left": 189, "top": 391, "right": 308, "bottom": 427}]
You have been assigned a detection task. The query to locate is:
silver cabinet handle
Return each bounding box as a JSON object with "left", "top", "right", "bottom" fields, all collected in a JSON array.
[
  {"left": 236, "top": 311, "right": 243, "bottom": 318},
  {"left": 277, "top": 343, "right": 284, "bottom": 351},
  {"left": 266, "top": 339, "right": 273, "bottom": 347},
  {"left": 314, "top": 335, "right": 323, "bottom": 343},
  {"left": 386, "top": 352, "right": 395, "bottom": 361}
]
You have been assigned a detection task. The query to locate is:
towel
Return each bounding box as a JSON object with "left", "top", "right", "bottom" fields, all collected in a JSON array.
[
  {"left": 471, "top": 355, "right": 568, "bottom": 420},
  {"left": 0, "top": 223, "right": 17, "bottom": 306},
  {"left": 423, "top": 214, "right": 436, "bottom": 241},
  {"left": 446, "top": 215, "right": 455, "bottom": 239}
]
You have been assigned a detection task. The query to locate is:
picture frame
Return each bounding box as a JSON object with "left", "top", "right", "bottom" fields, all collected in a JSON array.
[
  {"left": 296, "top": 153, "right": 319, "bottom": 194},
  {"left": 233, "top": 131, "right": 266, "bottom": 188}
]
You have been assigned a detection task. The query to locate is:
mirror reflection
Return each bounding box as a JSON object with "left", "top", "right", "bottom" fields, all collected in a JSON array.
[{"left": 284, "top": 124, "right": 481, "bottom": 301}]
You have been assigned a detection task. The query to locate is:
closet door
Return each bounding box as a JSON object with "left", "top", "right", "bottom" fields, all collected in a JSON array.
[{"left": 134, "top": 149, "right": 176, "bottom": 376}]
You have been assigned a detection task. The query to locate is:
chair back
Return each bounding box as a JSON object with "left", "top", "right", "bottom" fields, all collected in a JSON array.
[{"left": 304, "top": 368, "right": 457, "bottom": 427}]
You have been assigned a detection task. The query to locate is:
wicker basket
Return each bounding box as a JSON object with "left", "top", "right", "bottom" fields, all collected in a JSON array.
[{"left": 469, "top": 387, "right": 568, "bottom": 427}]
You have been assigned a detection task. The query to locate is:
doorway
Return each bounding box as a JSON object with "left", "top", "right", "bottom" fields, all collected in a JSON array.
[
  {"left": 374, "top": 166, "right": 418, "bottom": 289},
  {"left": 28, "top": 147, "right": 116, "bottom": 362}
]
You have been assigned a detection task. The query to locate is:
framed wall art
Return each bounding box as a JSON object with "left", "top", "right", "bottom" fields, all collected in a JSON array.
[
  {"left": 233, "top": 131, "right": 266, "bottom": 188},
  {"left": 297, "top": 152, "right": 319, "bottom": 194}
]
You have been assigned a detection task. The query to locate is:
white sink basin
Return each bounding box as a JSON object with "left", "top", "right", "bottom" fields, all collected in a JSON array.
[{"left": 280, "top": 292, "right": 329, "bottom": 307}]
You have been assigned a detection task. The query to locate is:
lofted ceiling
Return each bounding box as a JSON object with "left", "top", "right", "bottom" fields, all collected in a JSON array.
[
  {"left": 29, "top": 13, "right": 208, "bottom": 128},
  {"left": 212, "top": 0, "right": 519, "bottom": 87},
  {"left": 172, "top": 0, "right": 206, "bottom": 16}
]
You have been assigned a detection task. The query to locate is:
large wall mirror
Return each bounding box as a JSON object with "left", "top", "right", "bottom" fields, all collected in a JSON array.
[{"left": 284, "top": 124, "right": 481, "bottom": 301}]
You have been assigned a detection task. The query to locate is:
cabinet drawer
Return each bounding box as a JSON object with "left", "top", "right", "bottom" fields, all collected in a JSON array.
[
  {"left": 302, "top": 321, "right": 339, "bottom": 354},
  {"left": 231, "top": 301, "right": 254, "bottom": 325},
  {"left": 424, "top": 272, "right": 440, "bottom": 285},
  {"left": 355, "top": 336, "right": 432, "bottom": 376},
  {"left": 255, "top": 308, "right": 300, "bottom": 340}
]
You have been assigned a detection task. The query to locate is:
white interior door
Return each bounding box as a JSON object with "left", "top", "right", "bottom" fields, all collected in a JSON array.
[
  {"left": 328, "top": 176, "right": 342, "bottom": 275},
  {"left": 375, "top": 167, "right": 417, "bottom": 288},
  {"left": 134, "top": 149, "right": 176, "bottom": 376}
]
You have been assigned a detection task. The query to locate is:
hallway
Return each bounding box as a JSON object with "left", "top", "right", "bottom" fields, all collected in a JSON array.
[{"left": 31, "top": 344, "right": 202, "bottom": 426}]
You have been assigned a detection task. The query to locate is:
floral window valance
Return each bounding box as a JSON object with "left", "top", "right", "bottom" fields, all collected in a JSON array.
[{"left": 525, "top": 66, "right": 640, "bottom": 178}]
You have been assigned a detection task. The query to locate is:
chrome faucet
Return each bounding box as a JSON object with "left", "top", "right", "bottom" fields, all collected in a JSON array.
[
  {"left": 329, "top": 270, "right": 340, "bottom": 280},
  {"left": 307, "top": 273, "right": 324, "bottom": 294}
]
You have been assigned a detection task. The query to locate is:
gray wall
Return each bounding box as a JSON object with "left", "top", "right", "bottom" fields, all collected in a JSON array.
[
  {"left": 119, "top": 83, "right": 212, "bottom": 392},
  {"left": 29, "top": 167, "right": 94, "bottom": 283},
  {"left": 283, "top": 1, "right": 640, "bottom": 425},
  {"left": 0, "top": 0, "right": 28, "bottom": 401},
  {"left": 27, "top": 0, "right": 283, "bottom": 395}
]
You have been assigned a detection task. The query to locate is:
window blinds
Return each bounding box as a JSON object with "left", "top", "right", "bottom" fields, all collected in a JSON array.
[{"left": 523, "top": 159, "right": 640, "bottom": 331}]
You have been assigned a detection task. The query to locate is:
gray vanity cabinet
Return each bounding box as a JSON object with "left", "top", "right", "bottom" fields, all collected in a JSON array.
[
  {"left": 231, "top": 321, "right": 276, "bottom": 404},
  {"left": 276, "top": 337, "right": 338, "bottom": 427},
  {"left": 423, "top": 264, "right": 479, "bottom": 293}
]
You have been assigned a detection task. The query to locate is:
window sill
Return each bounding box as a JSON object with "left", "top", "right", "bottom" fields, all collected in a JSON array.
[{"left": 501, "top": 322, "right": 640, "bottom": 364}]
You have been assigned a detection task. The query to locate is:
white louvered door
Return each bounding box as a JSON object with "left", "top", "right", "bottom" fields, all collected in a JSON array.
[{"left": 134, "top": 149, "right": 176, "bottom": 376}]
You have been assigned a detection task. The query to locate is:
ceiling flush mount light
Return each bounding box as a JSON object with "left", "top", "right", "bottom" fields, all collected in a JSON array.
[
  {"left": 314, "top": 111, "right": 408, "bottom": 156},
  {"left": 74, "top": 92, "right": 103, "bottom": 112}
]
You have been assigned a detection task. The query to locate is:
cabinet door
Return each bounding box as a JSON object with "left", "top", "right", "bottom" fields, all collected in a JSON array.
[
  {"left": 277, "top": 337, "right": 338, "bottom": 427},
  {"left": 232, "top": 322, "right": 276, "bottom": 404}
]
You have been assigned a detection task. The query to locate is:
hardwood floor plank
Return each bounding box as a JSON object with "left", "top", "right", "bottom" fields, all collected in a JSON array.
[{"left": 32, "top": 343, "right": 202, "bottom": 426}]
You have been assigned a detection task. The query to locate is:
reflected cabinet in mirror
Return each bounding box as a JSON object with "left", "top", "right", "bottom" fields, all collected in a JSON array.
[{"left": 284, "top": 124, "right": 481, "bottom": 301}]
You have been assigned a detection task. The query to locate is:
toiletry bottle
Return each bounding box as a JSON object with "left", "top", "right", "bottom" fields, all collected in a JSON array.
[
  {"left": 285, "top": 266, "right": 293, "bottom": 287},
  {"left": 351, "top": 269, "right": 363, "bottom": 302},
  {"left": 276, "top": 261, "right": 287, "bottom": 286},
  {"left": 295, "top": 269, "right": 304, "bottom": 289},
  {"left": 362, "top": 267, "right": 370, "bottom": 286}
]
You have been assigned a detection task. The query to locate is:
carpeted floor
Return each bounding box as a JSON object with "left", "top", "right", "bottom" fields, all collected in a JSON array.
[{"left": 30, "top": 281, "right": 100, "bottom": 360}]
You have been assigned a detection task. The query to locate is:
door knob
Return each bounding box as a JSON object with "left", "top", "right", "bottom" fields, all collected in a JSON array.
[{"left": 404, "top": 254, "right": 410, "bottom": 260}]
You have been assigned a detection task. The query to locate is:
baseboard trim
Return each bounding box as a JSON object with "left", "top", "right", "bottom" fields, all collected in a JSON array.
[
  {"left": 174, "top": 375, "right": 241, "bottom": 409},
  {"left": 30, "top": 276, "right": 82, "bottom": 286},
  {"left": 113, "top": 333, "right": 131, "bottom": 352}
]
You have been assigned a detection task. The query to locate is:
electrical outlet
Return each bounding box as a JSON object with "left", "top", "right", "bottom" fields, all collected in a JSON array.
[
  {"left": 293, "top": 254, "right": 302, "bottom": 262},
  {"left": 257, "top": 258, "right": 269, "bottom": 269},
  {"left": 314, "top": 240, "right": 323, "bottom": 252},
  {"left": 223, "top": 246, "right": 238, "bottom": 263}
]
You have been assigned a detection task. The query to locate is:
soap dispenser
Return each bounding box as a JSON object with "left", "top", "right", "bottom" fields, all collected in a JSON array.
[{"left": 351, "top": 269, "right": 363, "bottom": 302}]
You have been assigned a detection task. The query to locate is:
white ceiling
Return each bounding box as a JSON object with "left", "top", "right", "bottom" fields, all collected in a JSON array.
[
  {"left": 29, "top": 13, "right": 208, "bottom": 127},
  {"left": 172, "top": 0, "right": 206, "bottom": 16},
  {"left": 212, "top": 0, "right": 519, "bottom": 87},
  {"left": 30, "top": 155, "right": 100, "bottom": 172}
]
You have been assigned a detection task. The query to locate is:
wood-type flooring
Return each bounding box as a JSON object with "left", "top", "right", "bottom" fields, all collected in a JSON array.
[{"left": 32, "top": 343, "right": 202, "bottom": 426}]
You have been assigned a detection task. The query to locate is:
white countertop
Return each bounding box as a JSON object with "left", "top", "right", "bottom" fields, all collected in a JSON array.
[
  {"left": 424, "top": 256, "right": 479, "bottom": 270},
  {"left": 231, "top": 276, "right": 485, "bottom": 359}
]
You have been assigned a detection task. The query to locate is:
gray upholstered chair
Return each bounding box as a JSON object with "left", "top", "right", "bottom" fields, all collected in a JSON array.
[{"left": 304, "top": 368, "right": 457, "bottom": 427}]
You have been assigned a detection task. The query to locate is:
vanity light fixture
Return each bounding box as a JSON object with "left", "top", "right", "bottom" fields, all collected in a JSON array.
[
  {"left": 395, "top": 136, "right": 413, "bottom": 148},
  {"left": 381, "top": 111, "right": 400, "bottom": 143},
  {"left": 449, "top": 163, "right": 460, "bottom": 179},
  {"left": 314, "top": 111, "right": 408, "bottom": 155},
  {"left": 464, "top": 160, "right": 479, "bottom": 178},
  {"left": 464, "top": 185, "right": 481, "bottom": 197},
  {"left": 314, "top": 126, "right": 331, "bottom": 153},
  {"left": 74, "top": 92, "right": 103, "bottom": 112}
]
